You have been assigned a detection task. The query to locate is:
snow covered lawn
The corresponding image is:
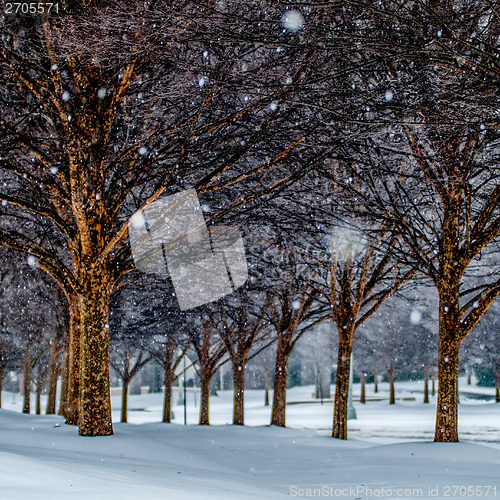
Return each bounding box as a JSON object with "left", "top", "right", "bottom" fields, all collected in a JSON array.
[{"left": 0, "top": 381, "right": 499, "bottom": 499}]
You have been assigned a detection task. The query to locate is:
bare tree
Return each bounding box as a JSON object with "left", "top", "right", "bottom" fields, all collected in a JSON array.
[
  {"left": 216, "top": 292, "right": 271, "bottom": 425},
  {"left": 0, "top": 1, "right": 322, "bottom": 435},
  {"left": 187, "top": 314, "right": 228, "bottom": 425},
  {"left": 110, "top": 343, "right": 152, "bottom": 423}
]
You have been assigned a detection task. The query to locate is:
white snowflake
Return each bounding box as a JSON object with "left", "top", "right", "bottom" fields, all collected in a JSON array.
[
  {"left": 281, "top": 10, "right": 305, "bottom": 32},
  {"left": 410, "top": 309, "right": 422, "bottom": 325},
  {"left": 130, "top": 211, "right": 146, "bottom": 229}
]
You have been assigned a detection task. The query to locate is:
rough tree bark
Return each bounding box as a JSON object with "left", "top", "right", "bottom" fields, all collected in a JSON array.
[
  {"left": 162, "top": 345, "right": 175, "bottom": 423},
  {"left": 264, "top": 369, "right": 270, "bottom": 406},
  {"left": 65, "top": 295, "right": 80, "bottom": 425},
  {"left": 58, "top": 349, "right": 68, "bottom": 417},
  {"left": 387, "top": 366, "right": 396, "bottom": 405},
  {"left": 271, "top": 333, "right": 292, "bottom": 427},
  {"left": 360, "top": 372, "right": 366, "bottom": 404},
  {"left": 199, "top": 365, "right": 211, "bottom": 425},
  {"left": 35, "top": 368, "right": 44, "bottom": 415},
  {"left": 332, "top": 335, "right": 352, "bottom": 439},
  {"left": 434, "top": 283, "right": 461, "bottom": 442},
  {"left": 233, "top": 362, "right": 246, "bottom": 426},
  {"left": 46, "top": 335, "right": 60, "bottom": 415},
  {"left": 423, "top": 364, "right": 430, "bottom": 404},
  {"left": 78, "top": 266, "right": 113, "bottom": 436},
  {"left": 121, "top": 379, "right": 129, "bottom": 423},
  {"left": 22, "top": 344, "right": 32, "bottom": 414}
]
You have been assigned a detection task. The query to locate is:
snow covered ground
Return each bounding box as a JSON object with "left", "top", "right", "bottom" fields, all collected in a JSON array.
[{"left": 0, "top": 379, "right": 499, "bottom": 499}]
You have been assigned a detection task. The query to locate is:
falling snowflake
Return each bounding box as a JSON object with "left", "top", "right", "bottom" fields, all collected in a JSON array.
[
  {"left": 27, "top": 255, "right": 37, "bottom": 267},
  {"left": 269, "top": 101, "right": 278, "bottom": 111},
  {"left": 410, "top": 309, "right": 422, "bottom": 325},
  {"left": 138, "top": 146, "right": 148, "bottom": 156},
  {"left": 384, "top": 90, "right": 394, "bottom": 102},
  {"left": 50, "top": 166, "right": 58, "bottom": 175},
  {"left": 281, "top": 10, "right": 305, "bottom": 32},
  {"left": 98, "top": 88, "right": 106, "bottom": 99},
  {"left": 130, "top": 211, "right": 146, "bottom": 230},
  {"left": 62, "top": 91, "right": 71, "bottom": 101}
]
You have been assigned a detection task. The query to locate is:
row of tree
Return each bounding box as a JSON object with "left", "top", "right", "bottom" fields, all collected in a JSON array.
[
  {"left": 1, "top": 1, "right": 500, "bottom": 442},
  {"left": 1, "top": 260, "right": 498, "bottom": 435}
]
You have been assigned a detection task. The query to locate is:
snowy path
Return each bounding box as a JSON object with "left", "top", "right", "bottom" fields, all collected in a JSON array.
[{"left": 0, "top": 382, "right": 499, "bottom": 499}]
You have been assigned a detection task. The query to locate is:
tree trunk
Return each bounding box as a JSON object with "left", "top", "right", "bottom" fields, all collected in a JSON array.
[
  {"left": 162, "top": 352, "right": 174, "bottom": 423},
  {"left": 121, "top": 378, "right": 129, "bottom": 423},
  {"left": 78, "top": 266, "right": 113, "bottom": 436},
  {"left": 58, "top": 349, "right": 68, "bottom": 416},
  {"left": 434, "top": 224, "right": 462, "bottom": 442},
  {"left": 233, "top": 362, "right": 246, "bottom": 426},
  {"left": 434, "top": 333, "right": 460, "bottom": 442},
  {"left": 423, "top": 364, "right": 430, "bottom": 404},
  {"left": 332, "top": 338, "right": 352, "bottom": 439},
  {"left": 360, "top": 372, "right": 366, "bottom": 404},
  {"left": 388, "top": 368, "right": 395, "bottom": 405},
  {"left": 65, "top": 295, "right": 80, "bottom": 425},
  {"left": 46, "top": 338, "right": 59, "bottom": 415},
  {"left": 432, "top": 373, "right": 436, "bottom": 396},
  {"left": 466, "top": 367, "right": 472, "bottom": 385},
  {"left": 374, "top": 369, "right": 378, "bottom": 393},
  {"left": 494, "top": 362, "right": 500, "bottom": 403},
  {"left": 35, "top": 369, "right": 43, "bottom": 415},
  {"left": 271, "top": 334, "right": 291, "bottom": 427},
  {"left": 199, "top": 366, "right": 211, "bottom": 425},
  {"left": 22, "top": 344, "right": 32, "bottom": 414},
  {"left": 263, "top": 369, "right": 270, "bottom": 407}
]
